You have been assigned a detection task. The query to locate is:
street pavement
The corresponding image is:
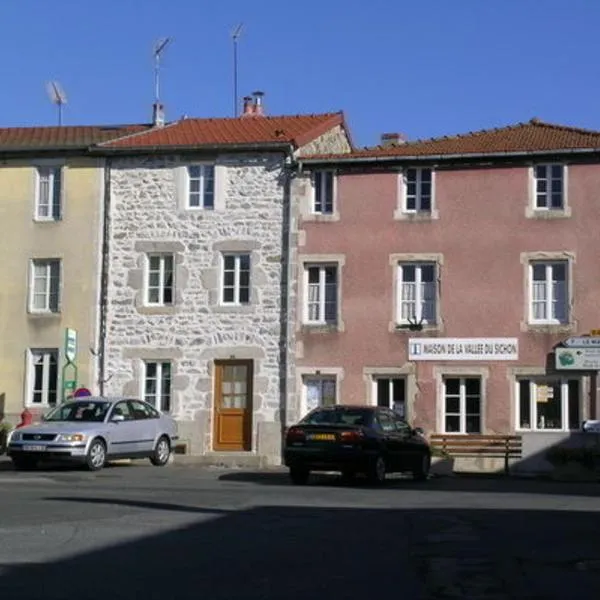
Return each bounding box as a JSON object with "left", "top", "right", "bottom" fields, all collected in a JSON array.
[{"left": 0, "top": 459, "right": 600, "bottom": 599}]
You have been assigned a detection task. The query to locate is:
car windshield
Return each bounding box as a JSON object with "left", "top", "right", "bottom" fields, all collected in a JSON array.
[
  {"left": 301, "top": 408, "right": 373, "bottom": 427},
  {"left": 44, "top": 401, "right": 110, "bottom": 423}
]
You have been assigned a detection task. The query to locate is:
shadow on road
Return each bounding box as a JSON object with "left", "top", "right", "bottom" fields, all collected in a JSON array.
[{"left": 1, "top": 502, "right": 600, "bottom": 599}]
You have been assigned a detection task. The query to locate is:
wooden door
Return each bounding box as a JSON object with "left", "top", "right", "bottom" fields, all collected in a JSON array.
[{"left": 213, "top": 360, "right": 253, "bottom": 451}]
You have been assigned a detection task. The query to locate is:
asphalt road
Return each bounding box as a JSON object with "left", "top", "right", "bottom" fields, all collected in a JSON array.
[{"left": 0, "top": 460, "right": 600, "bottom": 599}]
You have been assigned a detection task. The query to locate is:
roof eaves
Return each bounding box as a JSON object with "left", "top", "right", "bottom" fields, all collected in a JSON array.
[{"left": 89, "top": 140, "right": 295, "bottom": 155}]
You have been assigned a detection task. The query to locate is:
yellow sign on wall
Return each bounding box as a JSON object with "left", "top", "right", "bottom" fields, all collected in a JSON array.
[{"left": 590, "top": 330, "right": 600, "bottom": 336}]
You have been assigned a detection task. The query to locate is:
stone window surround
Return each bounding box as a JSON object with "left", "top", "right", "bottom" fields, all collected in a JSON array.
[
  {"left": 520, "top": 250, "right": 576, "bottom": 334},
  {"left": 362, "top": 364, "right": 417, "bottom": 418},
  {"left": 131, "top": 241, "right": 186, "bottom": 315},
  {"left": 526, "top": 163, "right": 572, "bottom": 220},
  {"left": 394, "top": 167, "right": 440, "bottom": 222},
  {"left": 33, "top": 159, "right": 66, "bottom": 223},
  {"left": 296, "top": 366, "right": 345, "bottom": 419},
  {"left": 297, "top": 253, "right": 346, "bottom": 333},
  {"left": 507, "top": 366, "right": 589, "bottom": 433},
  {"left": 433, "top": 365, "right": 490, "bottom": 434},
  {"left": 298, "top": 171, "right": 340, "bottom": 223},
  {"left": 174, "top": 160, "right": 227, "bottom": 212},
  {"left": 388, "top": 253, "right": 444, "bottom": 334}
]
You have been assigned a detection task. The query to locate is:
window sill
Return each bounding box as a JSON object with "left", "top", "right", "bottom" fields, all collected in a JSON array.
[
  {"left": 521, "top": 321, "right": 575, "bottom": 334},
  {"left": 301, "top": 213, "right": 340, "bottom": 223},
  {"left": 27, "top": 311, "right": 61, "bottom": 319},
  {"left": 525, "top": 207, "right": 572, "bottom": 219},
  {"left": 137, "top": 305, "right": 178, "bottom": 315},
  {"left": 389, "top": 321, "right": 443, "bottom": 333},
  {"left": 516, "top": 429, "right": 574, "bottom": 434},
  {"left": 212, "top": 304, "right": 255, "bottom": 314},
  {"left": 301, "top": 322, "right": 344, "bottom": 334},
  {"left": 33, "top": 218, "right": 62, "bottom": 224},
  {"left": 393, "top": 209, "right": 439, "bottom": 221}
]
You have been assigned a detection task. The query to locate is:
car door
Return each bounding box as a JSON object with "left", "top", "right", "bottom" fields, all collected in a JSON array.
[
  {"left": 107, "top": 401, "right": 136, "bottom": 457},
  {"left": 376, "top": 409, "right": 403, "bottom": 470},
  {"left": 392, "top": 415, "right": 419, "bottom": 471},
  {"left": 128, "top": 400, "right": 160, "bottom": 454}
]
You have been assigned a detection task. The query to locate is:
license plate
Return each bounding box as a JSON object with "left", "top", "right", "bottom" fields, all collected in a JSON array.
[
  {"left": 22, "top": 445, "right": 46, "bottom": 452},
  {"left": 309, "top": 433, "right": 336, "bottom": 441}
]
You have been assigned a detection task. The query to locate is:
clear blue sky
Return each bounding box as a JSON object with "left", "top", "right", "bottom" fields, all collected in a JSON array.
[{"left": 1, "top": 0, "right": 599, "bottom": 147}]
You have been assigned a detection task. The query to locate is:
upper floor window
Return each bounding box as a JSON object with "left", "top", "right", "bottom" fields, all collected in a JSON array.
[
  {"left": 35, "top": 166, "right": 62, "bottom": 221},
  {"left": 222, "top": 253, "right": 251, "bottom": 305},
  {"left": 146, "top": 254, "right": 174, "bottom": 306},
  {"left": 29, "top": 259, "right": 60, "bottom": 313},
  {"left": 534, "top": 164, "right": 564, "bottom": 210},
  {"left": 404, "top": 168, "right": 432, "bottom": 213},
  {"left": 529, "top": 261, "right": 568, "bottom": 324},
  {"left": 313, "top": 170, "right": 335, "bottom": 215},
  {"left": 304, "top": 265, "right": 338, "bottom": 325},
  {"left": 396, "top": 263, "right": 437, "bottom": 326},
  {"left": 187, "top": 164, "right": 215, "bottom": 209}
]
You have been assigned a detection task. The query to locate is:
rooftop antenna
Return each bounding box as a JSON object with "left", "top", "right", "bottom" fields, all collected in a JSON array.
[
  {"left": 46, "top": 81, "right": 67, "bottom": 126},
  {"left": 153, "top": 37, "right": 171, "bottom": 105},
  {"left": 231, "top": 23, "right": 244, "bottom": 117}
]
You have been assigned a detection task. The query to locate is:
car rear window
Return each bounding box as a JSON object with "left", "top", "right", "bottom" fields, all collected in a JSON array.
[{"left": 301, "top": 408, "right": 372, "bottom": 426}]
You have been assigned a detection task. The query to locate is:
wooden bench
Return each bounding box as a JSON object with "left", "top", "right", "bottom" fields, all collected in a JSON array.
[{"left": 430, "top": 434, "right": 523, "bottom": 475}]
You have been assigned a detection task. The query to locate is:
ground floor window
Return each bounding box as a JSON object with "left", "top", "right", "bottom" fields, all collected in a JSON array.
[
  {"left": 28, "top": 348, "right": 58, "bottom": 406},
  {"left": 517, "top": 378, "right": 580, "bottom": 431},
  {"left": 373, "top": 377, "right": 406, "bottom": 419},
  {"left": 443, "top": 377, "right": 482, "bottom": 433},
  {"left": 303, "top": 376, "right": 336, "bottom": 415},
  {"left": 143, "top": 360, "right": 172, "bottom": 412}
]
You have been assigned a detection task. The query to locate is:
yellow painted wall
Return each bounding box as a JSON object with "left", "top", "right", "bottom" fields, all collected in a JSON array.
[{"left": 0, "top": 157, "right": 103, "bottom": 422}]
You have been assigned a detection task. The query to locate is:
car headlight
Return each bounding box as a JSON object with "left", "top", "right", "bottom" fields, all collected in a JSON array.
[
  {"left": 8, "top": 431, "right": 21, "bottom": 442},
  {"left": 57, "top": 433, "right": 87, "bottom": 443}
]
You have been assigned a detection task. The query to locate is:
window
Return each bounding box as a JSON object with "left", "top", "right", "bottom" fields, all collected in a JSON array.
[
  {"left": 534, "top": 164, "right": 564, "bottom": 210},
  {"left": 28, "top": 349, "right": 58, "bottom": 406},
  {"left": 404, "top": 168, "right": 432, "bottom": 213},
  {"left": 517, "top": 378, "right": 580, "bottom": 431},
  {"left": 143, "top": 361, "right": 172, "bottom": 412},
  {"left": 35, "top": 166, "right": 62, "bottom": 220},
  {"left": 29, "top": 259, "right": 60, "bottom": 313},
  {"left": 222, "top": 254, "right": 251, "bottom": 305},
  {"left": 529, "top": 261, "right": 568, "bottom": 324},
  {"left": 129, "top": 399, "right": 159, "bottom": 420},
  {"left": 374, "top": 377, "right": 406, "bottom": 419},
  {"left": 305, "top": 265, "right": 338, "bottom": 324},
  {"left": 187, "top": 164, "right": 215, "bottom": 209},
  {"left": 397, "top": 263, "right": 436, "bottom": 325},
  {"left": 303, "top": 376, "right": 337, "bottom": 415},
  {"left": 146, "top": 254, "right": 174, "bottom": 306},
  {"left": 443, "top": 377, "right": 481, "bottom": 434},
  {"left": 313, "top": 171, "right": 334, "bottom": 214}
]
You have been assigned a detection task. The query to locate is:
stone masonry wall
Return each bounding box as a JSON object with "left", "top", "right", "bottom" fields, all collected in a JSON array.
[{"left": 295, "top": 125, "right": 353, "bottom": 157}]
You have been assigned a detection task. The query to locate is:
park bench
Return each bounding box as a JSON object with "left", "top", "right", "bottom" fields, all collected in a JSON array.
[{"left": 430, "top": 434, "right": 523, "bottom": 475}]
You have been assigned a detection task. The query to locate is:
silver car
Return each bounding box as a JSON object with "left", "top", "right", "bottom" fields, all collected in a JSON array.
[{"left": 7, "top": 396, "right": 178, "bottom": 471}]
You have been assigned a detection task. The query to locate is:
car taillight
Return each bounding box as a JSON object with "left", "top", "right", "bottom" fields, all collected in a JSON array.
[
  {"left": 340, "top": 430, "right": 364, "bottom": 443},
  {"left": 287, "top": 427, "right": 306, "bottom": 442}
]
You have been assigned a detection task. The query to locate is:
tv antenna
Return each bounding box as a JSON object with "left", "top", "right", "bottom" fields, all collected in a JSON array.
[
  {"left": 231, "top": 23, "right": 244, "bottom": 116},
  {"left": 46, "top": 81, "right": 67, "bottom": 126},
  {"left": 153, "top": 37, "right": 172, "bottom": 105}
]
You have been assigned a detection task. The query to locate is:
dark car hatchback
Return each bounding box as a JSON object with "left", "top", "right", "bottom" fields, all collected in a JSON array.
[{"left": 283, "top": 405, "right": 431, "bottom": 485}]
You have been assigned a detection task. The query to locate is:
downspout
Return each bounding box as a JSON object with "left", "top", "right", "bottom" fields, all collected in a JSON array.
[{"left": 97, "top": 158, "right": 112, "bottom": 396}]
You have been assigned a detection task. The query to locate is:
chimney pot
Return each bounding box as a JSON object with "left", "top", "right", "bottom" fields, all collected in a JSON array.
[
  {"left": 380, "top": 132, "right": 406, "bottom": 146},
  {"left": 252, "top": 90, "right": 265, "bottom": 116},
  {"left": 152, "top": 102, "right": 165, "bottom": 127},
  {"left": 241, "top": 96, "right": 254, "bottom": 117}
]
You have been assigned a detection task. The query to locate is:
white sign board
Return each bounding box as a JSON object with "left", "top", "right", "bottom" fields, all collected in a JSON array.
[
  {"left": 408, "top": 338, "right": 519, "bottom": 361},
  {"left": 65, "top": 328, "right": 77, "bottom": 363},
  {"left": 563, "top": 337, "right": 600, "bottom": 348},
  {"left": 556, "top": 347, "right": 600, "bottom": 370}
]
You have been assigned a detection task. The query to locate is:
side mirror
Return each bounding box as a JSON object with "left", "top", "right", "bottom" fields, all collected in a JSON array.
[
  {"left": 111, "top": 414, "right": 125, "bottom": 423},
  {"left": 413, "top": 427, "right": 425, "bottom": 436}
]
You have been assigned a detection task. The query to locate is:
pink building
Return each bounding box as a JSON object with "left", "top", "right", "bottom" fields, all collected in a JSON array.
[{"left": 292, "top": 119, "right": 600, "bottom": 465}]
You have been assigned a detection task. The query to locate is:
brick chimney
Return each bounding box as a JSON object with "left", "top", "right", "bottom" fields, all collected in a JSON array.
[
  {"left": 380, "top": 132, "right": 406, "bottom": 146},
  {"left": 252, "top": 91, "right": 265, "bottom": 116},
  {"left": 241, "top": 96, "right": 254, "bottom": 117}
]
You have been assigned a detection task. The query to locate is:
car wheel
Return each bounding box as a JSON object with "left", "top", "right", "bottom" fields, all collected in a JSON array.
[
  {"left": 413, "top": 452, "right": 431, "bottom": 481},
  {"left": 367, "top": 455, "right": 386, "bottom": 485},
  {"left": 12, "top": 456, "right": 38, "bottom": 471},
  {"left": 86, "top": 438, "right": 107, "bottom": 471},
  {"left": 289, "top": 467, "right": 309, "bottom": 485},
  {"left": 150, "top": 436, "right": 171, "bottom": 467}
]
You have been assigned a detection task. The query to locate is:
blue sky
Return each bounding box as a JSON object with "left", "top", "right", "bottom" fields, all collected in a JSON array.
[{"left": 1, "top": 0, "right": 599, "bottom": 147}]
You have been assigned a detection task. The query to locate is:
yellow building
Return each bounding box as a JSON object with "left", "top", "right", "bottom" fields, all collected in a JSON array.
[{"left": 0, "top": 124, "right": 146, "bottom": 423}]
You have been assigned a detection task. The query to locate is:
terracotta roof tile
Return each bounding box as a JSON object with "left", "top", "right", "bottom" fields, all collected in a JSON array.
[
  {"left": 0, "top": 124, "right": 150, "bottom": 151},
  {"left": 303, "top": 119, "right": 600, "bottom": 162},
  {"left": 101, "top": 112, "right": 345, "bottom": 150}
]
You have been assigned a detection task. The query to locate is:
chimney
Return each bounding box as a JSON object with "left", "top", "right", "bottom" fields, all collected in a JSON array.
[
  {"left": 152, "top": 102, "right": 165, "bottom": 127},
  {"left": 380, "top": 132, "right": 406, "bottom": 146},
  {"left": 252, "top": 90, "right": 265, "bottom": 116},
  {"left": 241, "top": 96, "right": 254, "bottom": 117}
]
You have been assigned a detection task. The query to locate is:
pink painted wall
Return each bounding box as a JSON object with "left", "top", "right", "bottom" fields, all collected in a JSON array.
[{"left": 298, "top": 163, "right": 600, "bottom": 432}]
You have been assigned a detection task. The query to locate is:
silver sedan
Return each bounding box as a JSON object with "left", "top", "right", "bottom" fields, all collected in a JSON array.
[{"left": 7, "top": 396, "right": 178, "bottom": 471}]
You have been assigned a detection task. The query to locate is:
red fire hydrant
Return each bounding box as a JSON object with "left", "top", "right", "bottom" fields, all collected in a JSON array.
[{"left": 16, "top": 408, "right": 33, "bottom": 429}]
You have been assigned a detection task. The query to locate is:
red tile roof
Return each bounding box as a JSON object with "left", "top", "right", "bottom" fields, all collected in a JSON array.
[
  {"left": 100, "top": 113, "right": 345, "bottom": 150},
  {"left": 302, "top": 118, "right": 600, "bottom": 162},
  {"left": 0, "top": 124, "right": 150, "bottom": 151}
]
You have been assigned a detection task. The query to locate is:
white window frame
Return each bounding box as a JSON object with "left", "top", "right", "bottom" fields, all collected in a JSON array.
[
  {"left": 29, "top": 259, "right": 61, "bottom": 313},
  {"left": 26, "top": 349, "right": 59, "bottom": 407},
  {"left": 303, "top": 264, "right": 338, "bottom": 325},
  {"left": 221, "top": 253, "right": 251, "bottom": 305},
  {"left": 442, "top": 377, "right": 482, "bottom": 434},
  {"left": 528, "top": 260, "right": 568, "bottom": 325},
  {"left": 515, "top": 377, "right": 581, "bottom": 432},
  {"left": 402, "top": 167, "right": 434, "bottom": 213},
  {"left": 186, "top": 163, "right": 215, "bottom": 210},
  {"left": 142, "top": 360, "right": 172, "bottom": 412},
  {"left": 532, "top": 164, "right": 566, "bottom": 211},
  {"left": 312, "top": 170, "right": 336, "bottom": 215},
  {"left": 145, "top": 254, "right": 174, "bottom": 306},
  {"left": 396, "top": 262, "right": 437, "bottom": 326},
  {"left": 302, "top": 375, "right": 338, "bottom": 416},
  {"left": 372, "top": 376, "right": 407, "bottom": 418},
  {"left": 34, "top": 166, "right": 62, "bottom": 221}
]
